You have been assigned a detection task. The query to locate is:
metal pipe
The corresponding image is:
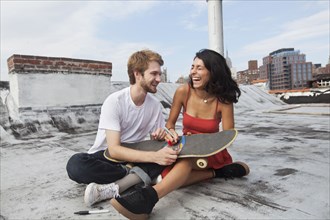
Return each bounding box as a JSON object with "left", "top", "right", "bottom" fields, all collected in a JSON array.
[{"left": 207, "top": 0, "right": 224, "bottom": 56}]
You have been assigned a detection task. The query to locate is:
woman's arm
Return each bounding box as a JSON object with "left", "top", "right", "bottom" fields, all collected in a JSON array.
[
  {"left": 220, "top": 102, "right": 235, "bottom": 130},
  {"left": 165, "top": 84, "right": 187, "bottom": 141}
]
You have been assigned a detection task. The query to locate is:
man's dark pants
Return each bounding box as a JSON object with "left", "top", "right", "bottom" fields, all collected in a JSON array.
[{"left": 66, "top": 150, "right": 164, "bottom": 184}]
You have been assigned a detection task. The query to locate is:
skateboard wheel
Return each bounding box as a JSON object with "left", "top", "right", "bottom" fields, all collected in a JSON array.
[{"left": 197, "top": 159, "right": 207, "bottom": 168}]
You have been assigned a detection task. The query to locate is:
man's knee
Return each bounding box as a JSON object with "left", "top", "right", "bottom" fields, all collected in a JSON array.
[{"left": 66, "top": 153, "right": 85, "bottom": 183}]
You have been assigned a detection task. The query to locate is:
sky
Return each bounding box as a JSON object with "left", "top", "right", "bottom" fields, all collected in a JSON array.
[{"left": 1, "top": 0, "right": 329, "bottom": 82}]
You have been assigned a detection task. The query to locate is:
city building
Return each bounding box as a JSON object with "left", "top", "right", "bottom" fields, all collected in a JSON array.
[
  {"left": 236, "top": 60, "right": 259, "bottom": 85},
  {"left": 175, "top": 75, "right": 188, "bottom": 84},
  {"left": 260, "top": 48, "right": 313, "bottom": 90},
  {"left": 161, "top": 67, "right": 168, "bottom": 83},
  {"left": 225, "top": 50, "right": 237, "bottom": 80},
  {"left": 310, "top": 59, "right": 330, "bottom": 88}
]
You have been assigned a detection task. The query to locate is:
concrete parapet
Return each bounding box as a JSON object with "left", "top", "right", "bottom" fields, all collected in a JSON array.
[{"left": 6, "top": 54, "right": 113, "bottom": 110}]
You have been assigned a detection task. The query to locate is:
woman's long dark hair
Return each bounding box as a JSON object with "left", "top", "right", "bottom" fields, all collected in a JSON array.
[{"left": 189, "top": 49, "right": 241, "bottom": 104}]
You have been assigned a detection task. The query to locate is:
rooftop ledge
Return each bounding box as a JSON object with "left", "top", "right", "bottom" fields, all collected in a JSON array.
[{"left": 7, "top": 54, "right": 112, "bottom": 75}]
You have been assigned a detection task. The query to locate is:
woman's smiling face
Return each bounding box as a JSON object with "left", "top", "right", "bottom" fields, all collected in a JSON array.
[{"left": 190, "top": 57, "right": 210, "bottom": 89}]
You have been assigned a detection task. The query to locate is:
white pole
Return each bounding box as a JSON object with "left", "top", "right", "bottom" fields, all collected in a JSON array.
[{"left": 207, "top": 0, "right": 224, "bottom": 56}]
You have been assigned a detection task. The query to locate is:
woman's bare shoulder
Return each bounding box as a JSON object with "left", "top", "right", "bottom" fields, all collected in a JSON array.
[
  {"left": 175, "top": 83, "right": 189, "bottom": 94},
  {"left": 173, "top": 84, "right": 189, "bottom": 103}
]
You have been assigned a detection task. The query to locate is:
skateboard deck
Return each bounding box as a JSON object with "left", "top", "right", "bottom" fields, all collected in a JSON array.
[{"left": 104, "top": 129, "right": 238, "bottom": 168}]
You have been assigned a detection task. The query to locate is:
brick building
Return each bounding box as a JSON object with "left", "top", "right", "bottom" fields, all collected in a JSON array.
[
  {"left": 236, "top": 60, "right": 259, "bottom": 85},
  {"left": 310, "top": 62, "right": 330, "bottom": 88}
]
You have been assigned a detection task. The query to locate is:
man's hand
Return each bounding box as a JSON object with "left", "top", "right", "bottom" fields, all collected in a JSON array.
[
  {"left": 153, "top": 146, "right": 179, "bottom": 166},
  {"left": 151, "top": 128, "right": 166, "bottom": 140}
]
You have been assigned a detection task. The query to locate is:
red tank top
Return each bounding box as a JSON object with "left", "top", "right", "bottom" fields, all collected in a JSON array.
[{"left": 182, "top": 85, "right": 232, "bottom": 169}]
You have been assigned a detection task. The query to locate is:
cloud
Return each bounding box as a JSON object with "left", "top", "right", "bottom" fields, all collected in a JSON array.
[
  {"left": 178, "top": 1, "right": 208, "bottom": 32},
  {"left": 1, "top": 1, "right": 328, "bottom": 82},
  {"left": 0, "top": 1, "right": 159, "bottom": 81},
  {"left": 242, "top": 10, "right": 329, "bottom": 56}
]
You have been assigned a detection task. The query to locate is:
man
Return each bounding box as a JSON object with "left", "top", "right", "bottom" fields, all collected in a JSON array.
[{"left": 66, "top": 49, "right": 179, "bottom": 206}]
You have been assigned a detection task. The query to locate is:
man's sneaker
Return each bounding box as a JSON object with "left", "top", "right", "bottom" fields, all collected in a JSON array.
[
  {"left": 215, "top": 162, "right": 250, "bottom": 179},
  {"left": 84, "top": 182, "right": 119, "bottom": 207},
  {"left": 110, "top": 185, "right": 158, "bottom": 220}
]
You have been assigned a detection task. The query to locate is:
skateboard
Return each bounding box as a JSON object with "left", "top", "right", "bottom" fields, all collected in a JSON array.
[{"left": 104, "top": 129, "right": 238, "bottom": 168}]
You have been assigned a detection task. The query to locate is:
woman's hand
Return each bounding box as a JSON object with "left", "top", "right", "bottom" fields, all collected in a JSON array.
[{"left": 164, "top": 128, "right": 179, "bottom": 144}]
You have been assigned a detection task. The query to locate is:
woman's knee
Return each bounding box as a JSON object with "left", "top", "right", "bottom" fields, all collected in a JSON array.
[{"left": 177, "top": 158, "right": 194, "bottom": 167}]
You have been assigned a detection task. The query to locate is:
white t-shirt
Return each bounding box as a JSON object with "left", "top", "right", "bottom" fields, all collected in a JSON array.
[{"left": 88, "top": 86, "right": 165, "bottom": 154}]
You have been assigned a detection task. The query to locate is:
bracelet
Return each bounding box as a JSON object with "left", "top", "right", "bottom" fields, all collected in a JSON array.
[{"left": 166, "top": 127, "right": 175, "bottom": 130}]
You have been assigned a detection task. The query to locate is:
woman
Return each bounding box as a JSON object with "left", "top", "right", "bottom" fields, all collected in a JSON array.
[
  {"left": 163, "top": 48, "right": 249, "bottom": 177},
  {"left": 110, "top": 49, "right": 250, "bottom": 219}
]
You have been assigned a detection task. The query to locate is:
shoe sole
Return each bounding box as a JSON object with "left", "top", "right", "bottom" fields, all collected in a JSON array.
[
  {"left": 110, "top": 198, "right": 148, "bottom": 220},
  {"left": 84, "top": 183, "right": 97, "bottom": 207},
  {"left": 235, "top": 161, "right": 250, "bottom": 176}
]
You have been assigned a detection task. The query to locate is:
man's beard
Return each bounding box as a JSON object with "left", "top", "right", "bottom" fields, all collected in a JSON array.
[{"left": 141, "top": 78, "right": 157, "bottom": 94}]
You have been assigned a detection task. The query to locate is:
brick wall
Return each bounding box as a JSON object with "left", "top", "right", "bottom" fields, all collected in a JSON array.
[{"left": 7, "top": 54, "right": 112, "bottom": 76}]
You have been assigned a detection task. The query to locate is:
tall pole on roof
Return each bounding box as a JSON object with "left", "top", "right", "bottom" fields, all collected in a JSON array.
[{"left": 207, "top": 0, "right": 224, "bottom": 56}]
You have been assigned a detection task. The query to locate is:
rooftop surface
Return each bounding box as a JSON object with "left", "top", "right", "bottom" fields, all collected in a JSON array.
[{"left": 1, "top": 84, "right": 329, "bottom": 219}]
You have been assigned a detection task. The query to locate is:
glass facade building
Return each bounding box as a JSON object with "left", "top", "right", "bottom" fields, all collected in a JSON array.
[{"left": 261, "top": 48, "right": 313, "bottom": 90}]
